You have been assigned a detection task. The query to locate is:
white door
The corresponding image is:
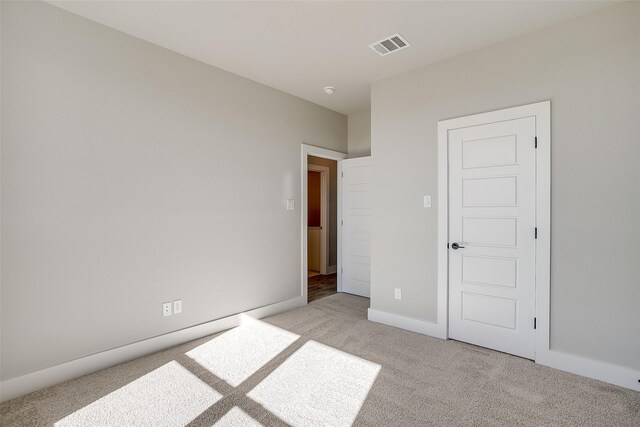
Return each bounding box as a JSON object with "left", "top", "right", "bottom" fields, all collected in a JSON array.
[
  {"left": 448, "top": 117, "right": 536, "bottom": 359},
  {"left": 340, "top": 157, "right": 372, "bottom": 297}
]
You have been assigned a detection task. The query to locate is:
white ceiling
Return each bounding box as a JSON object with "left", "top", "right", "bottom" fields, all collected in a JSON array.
[{"left": 48, "top": 1, "right": 614, "bottom": 115}]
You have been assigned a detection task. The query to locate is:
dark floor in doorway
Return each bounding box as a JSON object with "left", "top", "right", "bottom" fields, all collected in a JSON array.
[{"left": 308, "top": 273, "right": 337, "bottom": 302}]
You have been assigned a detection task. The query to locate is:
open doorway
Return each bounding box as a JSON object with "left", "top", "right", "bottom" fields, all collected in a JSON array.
[
  {"left": 301, "top": 144, "right": 346, "bottom": 304},
  {"left": 307, "top": 155, "right": 338, "bottom": 302}
]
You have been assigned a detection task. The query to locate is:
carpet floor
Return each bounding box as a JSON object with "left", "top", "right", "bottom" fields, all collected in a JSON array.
[{"left": 1, "top": 294, "right": 639, "bottom": 426}]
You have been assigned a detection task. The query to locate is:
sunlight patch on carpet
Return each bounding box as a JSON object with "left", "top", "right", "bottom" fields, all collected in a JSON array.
[
  {"left": 213, "top": 406, "right": 263, "bottom": 426},
  {"left": 247, "top": 340, "right": 380, "bottom": 427},
  {"left": 186, "top": 316, "right": 299, "bottom": 387},
  {"left": 55, "top": 361, "right": 221, "bottom": 426}
]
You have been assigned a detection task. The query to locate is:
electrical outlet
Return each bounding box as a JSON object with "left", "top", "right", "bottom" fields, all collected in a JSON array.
[
  {"left": 162, "top": 302, "right": 172, "bottom": 317},
  {"left": 286, "top": 199, "right": 295, "bottom": 210},
  {"left": 173, "top": 299, "right": 182, "bottom": 314},
  {"left": 395, "top": 288, "right": 402, "bottom": 300},
  {"left": 424, "top": 195, "right": 432, "bottom": 208}
]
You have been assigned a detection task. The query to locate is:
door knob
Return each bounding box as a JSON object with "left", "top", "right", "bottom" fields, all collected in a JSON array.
[{"left": 451, "top": 242, "right": 465, "bottom": 250}]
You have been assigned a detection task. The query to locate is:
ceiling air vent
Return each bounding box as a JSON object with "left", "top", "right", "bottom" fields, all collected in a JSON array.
[{"left": 369, "top": 34, "right": 410, "bottom": 56}]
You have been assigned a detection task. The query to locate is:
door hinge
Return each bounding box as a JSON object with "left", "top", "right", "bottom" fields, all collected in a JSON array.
[
  {"left": 341, "top": 171, "right": 344, "bottom": 178},
  {"left": 534, "top": 317, "right": 537, "bottom": 329},
  {"left": 341, "top": 220, "right": 344, "bottom": 226},
  {"left": 535, "top": 227, "right": 538, "bottom": 239},
  {"left": 535, "top": 137, "right": 538, "bottom": 148}
]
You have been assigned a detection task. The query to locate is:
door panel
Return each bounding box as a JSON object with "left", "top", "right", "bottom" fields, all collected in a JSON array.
[
  {"left": 449, "top": 117, "right": 536, "bottom": 359},
  {"left": 341, "top": 157, "right": 372, "bottom": 298},
  {"left": 461, "top": 293, "right": 517, "bottom": 330},
  {"left": 463, "top": 176, "right": 517, "bottom": 206},
  {"left": 462, "top": 255, "right": 518, "bottom": 288},
  {"left": 462, "top": 217, "right": 518, "bottom": 247},
  {"left": 462, "top": 134, "right": 518, "bottom": 168}
]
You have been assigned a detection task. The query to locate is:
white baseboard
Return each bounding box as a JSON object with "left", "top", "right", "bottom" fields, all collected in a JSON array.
[
  {"left": 327, "top": 265, "right": 337, "bottom": 274},
  {"left": 367, "top": 308, "right": 447, "bottom": 339},
  {"left": 0, "top": 296, "right": 306, "bottom": 403},
  {"left": 537, "top": 349, "right": 640, "bottom": 392},
  {"left": 367, "top": 308, "right": 640, "bottom": 392}
]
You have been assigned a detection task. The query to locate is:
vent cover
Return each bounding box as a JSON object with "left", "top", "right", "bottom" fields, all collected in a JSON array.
[{"left": 369, "top": 34, "right": 410, "bottom": 56}]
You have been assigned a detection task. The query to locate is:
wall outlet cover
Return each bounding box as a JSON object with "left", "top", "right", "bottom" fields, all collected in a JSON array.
[
  {"left": 395, "top": 288, "right": 402, "bottom": 300},
  {"left": 173, "top": 299, "right": 182, "bottom": 314},
  {"left": 162, "top": 302, "right": 172, "bottom": 317}
]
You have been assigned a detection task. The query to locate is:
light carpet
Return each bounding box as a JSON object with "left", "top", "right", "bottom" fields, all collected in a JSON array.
[{"left": 1, "top": 294, "right": 639, "bottom": 426}]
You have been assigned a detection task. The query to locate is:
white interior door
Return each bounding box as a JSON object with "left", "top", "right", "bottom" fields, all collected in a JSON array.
[
  {"left": 340, "top": 157, "right": 372, "bottom": 297},
  {"left": 448, "top": 117, "right": 536, "bottom": 359}
]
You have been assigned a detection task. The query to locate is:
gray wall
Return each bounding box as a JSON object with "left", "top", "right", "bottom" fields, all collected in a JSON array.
[
  {"left": 308, "top": 156, "right": 338, "bottom": 268},
  {"left": 371, "top": 2, "right": 640, "bottom": 370},
  {"left": 0, "top": 1, "right": 346, "bottom": 380},
  {"left": 347, "top": 111, "right": 371, "bottom": 158}
]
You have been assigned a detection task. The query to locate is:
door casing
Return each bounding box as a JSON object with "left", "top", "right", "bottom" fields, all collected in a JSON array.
[{"left": 437, "top": 101, "right": 550, "bottom": 362}]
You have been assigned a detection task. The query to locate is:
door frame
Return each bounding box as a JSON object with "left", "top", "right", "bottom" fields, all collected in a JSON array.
[
  {"left": 436, "top": 101, "right": 550, "bottom": 361},
  {"left": 301, "top": 144, "right": 347, "bottom": 303},
  {"left": 307, "top": 164, "right": 330, "bottom": 275}
]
